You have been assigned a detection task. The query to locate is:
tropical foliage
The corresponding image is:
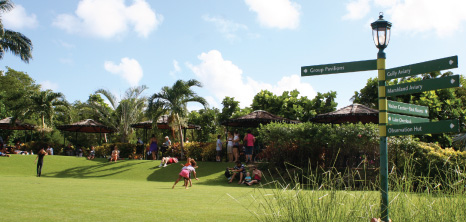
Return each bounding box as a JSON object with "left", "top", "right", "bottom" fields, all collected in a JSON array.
[
  {"left": 0, "top": 0, "right": 33, "bottom": 63},
  {"left": 147, "top": 79, "right": 208, "bottom": 158}
]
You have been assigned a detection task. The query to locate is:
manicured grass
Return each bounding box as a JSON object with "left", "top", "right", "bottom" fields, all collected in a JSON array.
[
  {"left": 2, "top": 155, "right": 465, "bottom": 221},
  {"left": 0, "top": 155, "right": 256, "bottom": 222}
]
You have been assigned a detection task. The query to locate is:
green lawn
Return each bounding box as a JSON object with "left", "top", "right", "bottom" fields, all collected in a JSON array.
[
  {"left": 2, "top": 155, "right": 465, "bottom": 221},
  {"left": 0, "top": 155, "right": 257, "bottom": 222}
]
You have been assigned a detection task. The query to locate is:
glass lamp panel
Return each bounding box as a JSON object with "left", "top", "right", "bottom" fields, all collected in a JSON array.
[
  {"left": 377, "top": 28, "right": 386, "bottom": 46},
  {"left": 372, "top": 29, "right": 378, "bottom": 46},
  {"left": 385, "top": 28, "right": 391, "bottom": 46}
]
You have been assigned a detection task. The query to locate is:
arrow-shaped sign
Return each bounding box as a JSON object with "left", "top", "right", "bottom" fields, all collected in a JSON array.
[
  {"left": 385, "top": 55, "right": 458, "bottom": 80},
  {"left": 386, "top": 75, "right": 460, "bottom": 97}
]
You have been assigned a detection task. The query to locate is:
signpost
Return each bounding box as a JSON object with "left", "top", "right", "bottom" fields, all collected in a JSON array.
[
  {"left": 301, "top": 59, "right": 377, "bottom": 76},
  {"left": 387, "top": 113, "right": 428, "bottom": 125},
  {"left": 301, "top": 15, "right": 460, "bottom": 220},
  {"left": 385, "top": 55, "right": 458, "bottom": 80},
  {"left": 387, "top": 101, "right": 429, "bottom": 117},
  {"left": 386, "top": 75, "right": 460, "bottom": 97},
  {"left": 387, "top": 120, "right": 459, "bottom": 136}
]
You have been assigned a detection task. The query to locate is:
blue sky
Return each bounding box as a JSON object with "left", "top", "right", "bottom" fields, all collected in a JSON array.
[{"left": 2, "top": 0, "right": 465, "bottom": 111}]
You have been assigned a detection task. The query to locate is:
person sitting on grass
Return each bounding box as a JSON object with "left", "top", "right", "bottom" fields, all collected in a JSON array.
[
  {"left": 159, "top": 156, "right": 178, "bottom": 167},
  {"left": 243, "top": 172, "right": 252, "bottom": 185},
  {"left": 228, "top": 161, "right": 246, "bottom": 184},
  {"left": 110, "top": 145, "right": 119, "bottom": 162},
  {"left": 172, "top": 159, "right": 199, "bottom": 189},
  {"left": 0, "top": 147, "right": 10, "bottom": 157},
  {"left": 246, "top": 166, "right": 262, "bottom": 186},
  {"left": 87, "top": 146, "right": 96, "bottom": 160}
]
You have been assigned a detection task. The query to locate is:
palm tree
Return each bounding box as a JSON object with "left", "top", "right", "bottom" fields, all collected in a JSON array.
[
  {"left": 0, "top": 0, "right": 33, "bottom": 63},
  {"left": 28, "top": 90, "right": 69, "bottom": 129},
  {"left": 147, "top": 79, "right": 208, "bottom": 159},
  {"left": 91, "top": 85, "right": 148, "bottom": 142}
]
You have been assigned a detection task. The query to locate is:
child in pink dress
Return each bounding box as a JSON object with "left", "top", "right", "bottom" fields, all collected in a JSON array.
[{"left": 172, "top": 159, "right": 199, "bottom": 189}]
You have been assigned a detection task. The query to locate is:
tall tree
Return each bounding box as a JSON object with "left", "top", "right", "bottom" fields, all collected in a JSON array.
[
  {"left": 0, "top": 67, "right": 40, "bottom": 121},
  {"left": 218, "top": 96, "right": 240, "bottom": 124},
  {"left": 28, "top": 90, "right": 69, "bottom": 129},
  {"left": 0, "top": 0, "right": 33, "bottom": 63},
  {"left": 147, "top": 79, "right": 207, "bottom": 159},
  {"left": 251, "top": 89, "right": 337, "bottom": 122},
  {"left": 92, "top": 85, "right": 148, "bottom": 142}
]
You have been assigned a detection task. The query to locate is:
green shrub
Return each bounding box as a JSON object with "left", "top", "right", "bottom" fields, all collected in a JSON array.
[
  {"left": 258, "top": 122, "right": 379, "bottom": 169},
  {"left": 170, "top": 142, "right": 217, "bottom": 161},
  {"left": 22, "top": 141, "right": 63, "bottom": 154},
  {"left": 94, "top": 143, "right": 136, "bottom": 159}
]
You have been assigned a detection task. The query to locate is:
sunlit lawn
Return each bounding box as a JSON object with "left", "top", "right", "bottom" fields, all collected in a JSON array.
[
  {"left": 2, "top": 155, "right": 465, "bottom": 221},
  {"left": 0, "top": 155, "right": 256, "bottom": 222}
]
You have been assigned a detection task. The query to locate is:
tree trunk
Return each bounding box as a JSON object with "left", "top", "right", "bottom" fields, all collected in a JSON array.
[{"left": 179, "top": 125, "right": 185, "bottom": 160}]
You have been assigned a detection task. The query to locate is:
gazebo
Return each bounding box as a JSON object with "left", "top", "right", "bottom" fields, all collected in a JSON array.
[
  {"left": 0, "top": 117, "right": 35, "bottom": 142},
  {"left": 221, "top": 110, "right": 301, "bottom": 128},
  {"left": 131, "top": 115, "right": 201, "bottom": 130},
  {"left": 0, "top": 117, "right": 35, "bottom": 130},
  {"left": 56, "top": 119, "right": 115, "bottom": 145},
  {"left": 131, "top": 115, "right": 201, "bottom": 144},
  {"left": 311, "top": 103, "right": 378, "bottom": 124}
]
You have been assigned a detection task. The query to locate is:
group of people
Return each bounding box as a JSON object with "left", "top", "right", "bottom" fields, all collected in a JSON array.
[
  {"left": 227, "top": 161, "right": 262, "bottom": 186},
  {"left": 148, "top": 135, "right": 172, "bottom": 160},
  {"left": 217, "top": 130, "right": 256, "bottom": 164}
]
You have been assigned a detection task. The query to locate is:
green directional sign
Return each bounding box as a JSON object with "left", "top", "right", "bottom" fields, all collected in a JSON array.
[
  {"left": 387, "top": 119, "right": 459, "bottom": 136},
  {"left": 301, "top": 59, "right": 377, "bottom": 76},
  {"left": 386, "top": 56, "right": 458, "bottom": 80},
  {"left": 386, "top": 75, "right": 460, "bottom": 97},
  {"left": 387, "top": 100, "right": 429, "bottom": 117},
  {"left": 388, "top": 113, "right": 428, "bottom": 125}
]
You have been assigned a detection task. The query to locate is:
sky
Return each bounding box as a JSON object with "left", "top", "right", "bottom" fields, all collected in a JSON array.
[{"left": 2, "top": 0, "right": 466, "bottom": 111}]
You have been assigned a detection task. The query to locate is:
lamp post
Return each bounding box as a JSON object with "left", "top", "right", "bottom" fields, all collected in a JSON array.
[{"left": 371, "top": 12, "right": 392, "bottom": 222}]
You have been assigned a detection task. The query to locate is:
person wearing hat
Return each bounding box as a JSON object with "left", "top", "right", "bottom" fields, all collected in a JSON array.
[{"left": 161, "top": 136, "right": 171, "bottom": 158}]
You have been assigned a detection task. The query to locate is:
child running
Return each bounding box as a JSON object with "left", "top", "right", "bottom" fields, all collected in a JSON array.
[{"left": 172, "top": 159, "right": 199, "bottom": 189}]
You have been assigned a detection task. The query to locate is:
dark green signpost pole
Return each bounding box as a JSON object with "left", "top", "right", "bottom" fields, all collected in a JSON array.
[{"left": 372, "top": 13, "right": 391, "bottom": 222}]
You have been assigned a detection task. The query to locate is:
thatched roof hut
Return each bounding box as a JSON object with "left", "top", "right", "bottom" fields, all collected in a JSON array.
[{"left": 311, "top": 103, "right": 378, "bottom": 124}]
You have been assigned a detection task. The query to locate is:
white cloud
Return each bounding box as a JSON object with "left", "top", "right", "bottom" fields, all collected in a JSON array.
[
  {"left": 343, "top": 0, "right": 371, "bottom": 20},
  {"left": 2, "top": 4, "right": 38, "bottom": 29},
  {"left": 344, "top": 0, "right": 466, "bottom": 37},
  {"left": 169, "top": 60, "right": 181, "bottom": 77},
  {"left": 202, "top": 15, "right": 248, "bottom": 41},
  {"left": 187, "top": 50, "right": 316, "bottom": 108},
  {"left": 244, "top": 0, "right": 300, "bottom": 29},
  {"left": 387, "top": 0, "right": 466, "bottom": 37},
  {"left": 53, "top": 0, "right": 163, "bottom": 38},
  {"left": 104, "top": 57, "right": 143, "bottom": 86},
  {"left": 40, "top": 81, "right": 59, "bottom": 91}
]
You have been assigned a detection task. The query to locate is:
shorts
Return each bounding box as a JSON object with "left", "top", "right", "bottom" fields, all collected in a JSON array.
[
  {"left": 216, "top": 150, "right": 222, "bottom": 157},
  {"left": 179, "top": 169, "right": 189, "bottom": 178},
  {"left": 227, "top": 145, "right": 233, "bottom": 154},
  {"left": 245, "top": 146, "right": 253, "bottom": 155},
  {"left": 168, "top": 158, "right": 177, "bottom": 164}
]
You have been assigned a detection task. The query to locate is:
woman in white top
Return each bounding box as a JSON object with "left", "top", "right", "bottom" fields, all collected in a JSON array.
[
  {"left": 227, "top": 132, "right": 234, "bottom": 162},
  {"left": 232, "top": 131, "right": 240, "bottom": 162}
]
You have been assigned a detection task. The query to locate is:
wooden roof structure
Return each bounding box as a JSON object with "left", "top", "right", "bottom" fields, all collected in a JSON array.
[
  {"left": 131, "top": 115, "right": 201, "bottom": 130},
  {"left": 0, "top": 117, "right": 35, "bottom": 130},
  {"left": 56, "top": 119, "right": 115, "bottom": 133},
  {"left": 221, "top": 110, "right": 301, "bottom": 127},
  {"left": 311, "top": 103, "right": 378, "bottom": 124}
]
